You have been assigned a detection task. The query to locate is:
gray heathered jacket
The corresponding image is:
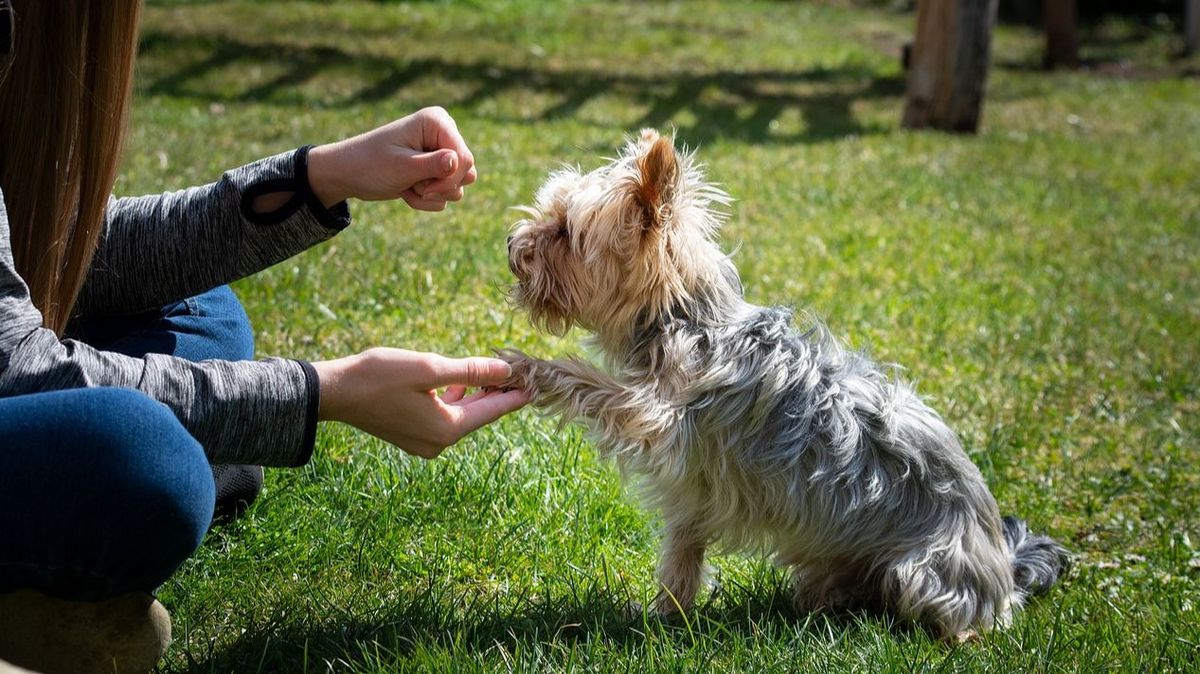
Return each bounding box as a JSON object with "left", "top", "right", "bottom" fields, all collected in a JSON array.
[{"left": 0, "top": 147, "right": 349, "bottom": 467}]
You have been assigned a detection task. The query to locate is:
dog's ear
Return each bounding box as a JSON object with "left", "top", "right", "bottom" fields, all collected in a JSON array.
[
  {"left": 634, "top": 133, "right": 678, "bottom": 230},
  {"left": 636, "top": 127, "right": 660, "bottom": 152}
]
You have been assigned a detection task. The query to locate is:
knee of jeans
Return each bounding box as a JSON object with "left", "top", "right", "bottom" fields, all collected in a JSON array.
[
  {"left": 195, "top": 286, "right": 255, "bottom": 361},
  {"left": 175, "top": 284, "right": 255, "bottom": 362},
  {"left": 79, "top": 389, "right": 216, "bottom": 559}
]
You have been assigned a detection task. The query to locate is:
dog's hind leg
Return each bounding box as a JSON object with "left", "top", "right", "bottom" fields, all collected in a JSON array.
[{"left": 881, "top": 534, "right": 1012, "bottom": 640}]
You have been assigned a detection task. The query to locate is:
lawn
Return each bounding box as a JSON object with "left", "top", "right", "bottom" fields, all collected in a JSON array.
[{"left": 127, "top": 1, "right": 1200, "bottom": 672}]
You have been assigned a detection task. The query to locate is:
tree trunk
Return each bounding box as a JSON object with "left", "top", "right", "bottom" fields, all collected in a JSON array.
[
  {"left": 1044, "top": 0, "right": 1079, "bottom": 69},
  {"left": 902, "top": 0, "right": 999, "bottom": 134},
  {"left": 1186, "top": 0, "right": 1200, "bottom": 56}
]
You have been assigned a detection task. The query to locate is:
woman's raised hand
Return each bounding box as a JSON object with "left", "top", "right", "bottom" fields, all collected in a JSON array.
[{"left": 306, "top": 106, "right": 478, "bottom": 212}]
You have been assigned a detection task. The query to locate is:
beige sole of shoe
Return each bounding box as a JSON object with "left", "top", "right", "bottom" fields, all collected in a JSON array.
[{"left": 0, "top": 589, "right": 170, "bottom": 674}]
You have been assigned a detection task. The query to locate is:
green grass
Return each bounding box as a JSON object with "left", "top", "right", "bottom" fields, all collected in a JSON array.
[{"left": 124, "top": 1, "right": 1200, "bottom": 671}]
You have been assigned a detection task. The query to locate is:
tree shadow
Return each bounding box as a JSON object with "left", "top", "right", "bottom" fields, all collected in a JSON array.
[
  {"left": 137, "top": 32, "right": 905, "bottom": 146},
  {"left": 994, "top": 18, "right": 1200, "bottom": 77}
]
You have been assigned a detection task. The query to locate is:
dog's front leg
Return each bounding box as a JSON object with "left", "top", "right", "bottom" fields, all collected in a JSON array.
[
  {"left": 652, "top": 523, "right": 710, "bottom": 615},
  {"left": 497, "top": 349, "right": 674, "bottom": 450}
]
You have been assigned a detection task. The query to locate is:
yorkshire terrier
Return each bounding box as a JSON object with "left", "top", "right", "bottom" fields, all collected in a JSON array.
[{"left": 500, "top": 129, "right": 1068, "bottom": 640}]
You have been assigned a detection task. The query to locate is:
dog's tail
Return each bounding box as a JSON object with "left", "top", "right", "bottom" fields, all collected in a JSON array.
[{"left": 1002, "top": 515, "right": 1071, "bottom": 600}]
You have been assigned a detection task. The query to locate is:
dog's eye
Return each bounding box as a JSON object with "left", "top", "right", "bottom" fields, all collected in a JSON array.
[{"left": 556, "top": 223, "right": 568, "bottom": 238}]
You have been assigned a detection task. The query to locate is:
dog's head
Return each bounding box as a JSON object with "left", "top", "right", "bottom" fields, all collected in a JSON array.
[{"left": 507, "top": 129, "right": 736, "bottom": 342}]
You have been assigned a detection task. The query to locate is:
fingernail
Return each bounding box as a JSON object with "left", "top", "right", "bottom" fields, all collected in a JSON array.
[{"left": 443, "top": 153, "right": 457, "bottom": 174}]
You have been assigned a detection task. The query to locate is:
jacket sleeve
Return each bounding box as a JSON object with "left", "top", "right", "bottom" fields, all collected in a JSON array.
[
  {"left": 0, "top": 189, "right": 320, "bottom": 467},
  {"left": 74, "top": 146, "right": 350, "bottom": 318}
]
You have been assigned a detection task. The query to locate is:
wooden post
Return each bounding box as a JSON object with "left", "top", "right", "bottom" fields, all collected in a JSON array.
[
  {"left": 902, "top": 0, "right": 999, "bottom": 134},
  {"left": 1043, "top": 0, "right": 1079, "bottom": 69},
  {"left": 1186, "top": 0, "right": 1200, "bottom": 56}
]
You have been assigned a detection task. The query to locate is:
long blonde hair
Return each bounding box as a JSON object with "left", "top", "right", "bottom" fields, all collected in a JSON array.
[{"left": 0, "top": 0, "right": 142, "bottom": 334}]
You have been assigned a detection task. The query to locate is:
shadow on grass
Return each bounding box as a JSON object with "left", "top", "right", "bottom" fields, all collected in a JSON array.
[
  {"left": 176, "top": 580, "right": 909, "bottom": 672},
  {"left": 138, "top": 31, "right": 904, "bottom": 145},
  {"left": 994, "top": 19, "right": 1200, "bottom": 77}
]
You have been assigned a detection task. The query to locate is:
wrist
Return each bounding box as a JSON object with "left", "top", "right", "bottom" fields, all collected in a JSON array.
[
  {"left": 312, "top": 355, "right": 357, "bottom": 422},
  {"left": 307, "top": 143, "right": 353, "bottom": 208}
]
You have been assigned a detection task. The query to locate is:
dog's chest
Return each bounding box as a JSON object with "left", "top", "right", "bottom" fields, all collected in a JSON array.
[{"left": 633, "top": 425, "right": 801, "bottom": 544}]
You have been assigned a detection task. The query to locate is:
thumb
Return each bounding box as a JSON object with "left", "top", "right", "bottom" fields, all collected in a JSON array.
[
  {"left": 429, "top": 356, "right": 512, "bottom": 388},
  {"left": 410, "top": 149, "right": 457, "bottom": 183}
]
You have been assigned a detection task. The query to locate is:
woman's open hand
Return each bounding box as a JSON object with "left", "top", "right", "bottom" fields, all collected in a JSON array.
[
  {"left": 306, "top": 106, "right": 478, "bottom": 212},
  {"left": 311, "top": 348, "right": 528, "bottom": 459}
]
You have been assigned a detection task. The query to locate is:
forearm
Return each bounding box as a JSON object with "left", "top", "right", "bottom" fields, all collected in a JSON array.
[
  {"left": 75, "top": 147, "right": 350, "bottom": 318},
  {"left": 0, "top": 325, "right": 318, "bottom": 466}
]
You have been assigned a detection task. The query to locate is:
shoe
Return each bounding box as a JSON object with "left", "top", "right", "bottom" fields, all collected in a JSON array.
[
  {"left": 0, "top": 589, "right": 170, "bottom": 674},
  {"left": 211, "top": 463, "right": 264, "bottom": 524}
]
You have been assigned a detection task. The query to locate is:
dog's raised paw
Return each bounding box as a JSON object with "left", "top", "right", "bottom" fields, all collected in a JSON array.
[{"left": 494, "top": 347, "right": 538, "bottom": 392}]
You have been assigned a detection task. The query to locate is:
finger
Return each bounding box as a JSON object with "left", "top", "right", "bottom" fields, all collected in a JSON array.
[
  {"left": 453, "top": 389, "right": 531, "bottom": 433},
  {"left": 450, "top": 388, "right": 490, "bottom": 407},
  {"left": 422, "top": 121, "right": 475, "bottom": 195},
  {"left": 415, "top": 186, "right": 464, "bottom": 202},
  {"left": 405, "top": 199, "right": 447, "bottom": 212},
  {"left": 441, "top": 384, "right": 468, "bottom": 403},
  {"left": 429, "top": 356, "right": 513, "bottom": 388},
  {"left": 461, "top": 166, "right": 478, "bottom": 187},
  {"left": 409, "top": 177, "right": 436, "bottom": 198},
  {"left": 402, "top": 192, "right": 448, "bottom": 212},
  {"left": 434, "top": 119, "right": 474, "bottom": 176},
  {"left": 406, "top": 149, "right": 458, "bottom": 186},
  {"left": 407, "top": 443, "right": 442, "bottom": 460},
  {"left": 419, "top": 169, "right": 466, "bottom": 199},
  {"left": 431, "top": 186, "right": 464, "bottom": 202},
  {"left": 412, "top": 170, "right": 469, "bottom": 199}
]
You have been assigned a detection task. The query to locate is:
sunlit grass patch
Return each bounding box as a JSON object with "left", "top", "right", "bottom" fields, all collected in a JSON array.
[{"left": 129, "top": 2, "right": 1199, "bottom": 671}]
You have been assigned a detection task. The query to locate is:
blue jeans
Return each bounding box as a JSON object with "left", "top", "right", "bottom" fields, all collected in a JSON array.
[{"left": 0, "top": 286, "right": 254, "bottom": 600}]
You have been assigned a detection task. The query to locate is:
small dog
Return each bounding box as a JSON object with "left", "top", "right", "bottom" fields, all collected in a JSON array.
[{"left": 501, "top": 130, "right": 1068, "bottom": 640}]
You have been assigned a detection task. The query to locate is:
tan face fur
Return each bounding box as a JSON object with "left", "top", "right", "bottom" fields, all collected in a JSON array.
[{"left": 507, "top": 129, "right": 732, "bottom": 344}]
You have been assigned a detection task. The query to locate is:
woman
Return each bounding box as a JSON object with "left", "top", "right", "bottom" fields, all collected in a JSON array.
[{"left": 0, "top": 2, "right": 528, "bottom": 672}]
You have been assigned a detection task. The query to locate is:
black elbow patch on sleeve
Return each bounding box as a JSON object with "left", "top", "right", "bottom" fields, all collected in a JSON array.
[
  {"left": 240, "top": 178, "right": 305, "bottom": 226},
  {"left": 239, "top": 146, "right": 350, "bottom": 231}
]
